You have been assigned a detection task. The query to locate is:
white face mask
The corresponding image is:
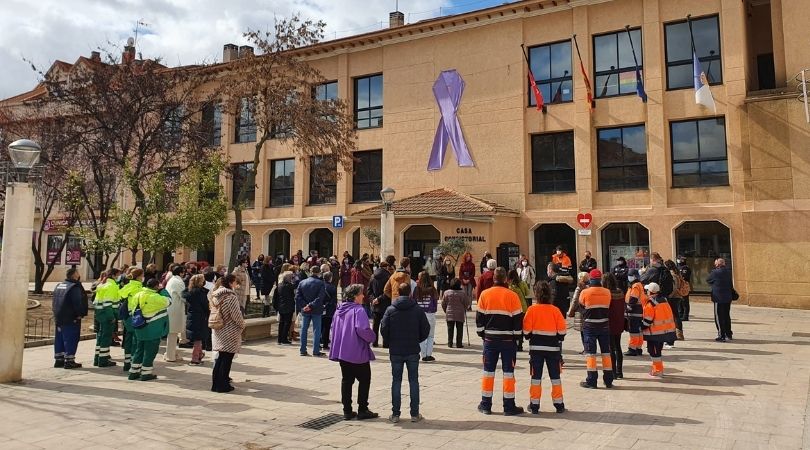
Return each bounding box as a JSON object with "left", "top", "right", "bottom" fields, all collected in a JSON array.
[
  {"left": 556, "top": 251, "right": 562, "bottom": 256},
  {"left": 521, "top": 261, "right": 528, "bottom": 267}
]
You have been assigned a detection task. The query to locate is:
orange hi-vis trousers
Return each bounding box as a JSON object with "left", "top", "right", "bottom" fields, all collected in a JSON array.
[
  {"left": 528, "top": 353, "right": 563, "bottom": 410},
  {"left": 480, "top": 340, "right": 518, "bottom": 410},
  {"left": 648, "top": 341, "right": 665, "bottom": 374},
  {"left": 584, "top": 331, "right": 614, "bottom": 386}
]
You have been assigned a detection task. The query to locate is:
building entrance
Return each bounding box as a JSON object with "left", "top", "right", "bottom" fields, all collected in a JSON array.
[
  {"left": 404, "top": 225, "right": 441, "bottom": 276},
  {"left": 533, "top": 223, "right": 577, "bottom": 280},
  {"left": 308, "top": 228, "right": 333, "bottom": 260}
]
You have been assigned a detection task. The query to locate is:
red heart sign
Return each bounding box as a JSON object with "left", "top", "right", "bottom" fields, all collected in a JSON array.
[{"left": 577, "top": 213, "right": 593, "bottom": 229}]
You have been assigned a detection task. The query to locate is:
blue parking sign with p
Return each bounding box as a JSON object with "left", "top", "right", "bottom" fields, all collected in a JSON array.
[{"left": 332, "top": 215, "right": 344, "bottom": 229}]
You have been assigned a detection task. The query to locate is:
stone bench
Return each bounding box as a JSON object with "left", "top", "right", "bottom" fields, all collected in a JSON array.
[{"left": 243, "top": 316, "right": 278, "bottom": 341}]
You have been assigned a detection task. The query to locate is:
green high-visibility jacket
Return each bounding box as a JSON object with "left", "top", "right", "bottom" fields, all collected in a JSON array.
[
  {"left": 131, "top": 288, "right": 170, "bottom": 340},
  {"left": 120, "top": 280, "right": 143, "bottom": 311},
  {"left": 94, "top": 279, "right": 120, "bottom": 308}
]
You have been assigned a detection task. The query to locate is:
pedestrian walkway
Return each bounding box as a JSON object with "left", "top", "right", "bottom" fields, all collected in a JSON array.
[{"left": 0, "top": 302, "right": 809, "bottom": 449}]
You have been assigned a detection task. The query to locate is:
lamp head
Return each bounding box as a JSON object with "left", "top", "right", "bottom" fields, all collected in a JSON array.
[
  {"left": 380, "top": 186, "right": 395, "bottom": 204},
  {"left": 8, "top": 139, "right": 41, "bottom": 169}
]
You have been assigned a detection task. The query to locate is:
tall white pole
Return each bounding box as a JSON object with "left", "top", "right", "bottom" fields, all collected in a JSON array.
[
  {"left": 0, "top": 182, "right": 36, "bottom": 382},
  {"left": 380, "top": 210, "right": 395, "bottom": 258}
]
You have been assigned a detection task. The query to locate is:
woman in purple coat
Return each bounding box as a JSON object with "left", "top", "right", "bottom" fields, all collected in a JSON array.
[{"left": 329, "top": 283, "right": 378, "bottom": 421}]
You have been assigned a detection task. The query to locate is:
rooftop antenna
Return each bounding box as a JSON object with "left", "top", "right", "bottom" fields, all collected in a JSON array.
[{"left": 133, "top": 20, "right": 150, "bottom": 59}]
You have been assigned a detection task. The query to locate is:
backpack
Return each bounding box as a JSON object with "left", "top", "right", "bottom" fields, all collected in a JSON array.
[
  {"left": 657, "top": 267, "right": 674, "bottom": 297},
  {"left": 131, "top": 305, "right": 147, "bottom": 329},
  {"left": 675, "top": 275, "right": 691, "bottom": 297},
  {"left": 208, "top": 299, "right": 224, "bottom": 330}
]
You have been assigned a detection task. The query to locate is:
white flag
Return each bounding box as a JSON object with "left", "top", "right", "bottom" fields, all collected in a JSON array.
[{"left": 693, "top": 51, "right": 716, "bottom": 113}]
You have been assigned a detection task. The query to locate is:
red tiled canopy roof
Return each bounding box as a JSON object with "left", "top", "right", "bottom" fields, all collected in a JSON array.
[{"left": 353, "top": 188, "right": 519, "bottom": 217}]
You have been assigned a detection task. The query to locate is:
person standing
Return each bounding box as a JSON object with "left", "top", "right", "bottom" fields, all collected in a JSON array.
[
  {"left": 184, "top": 274, "right": 209, "bottom": 365},
  {"left": 425, "top": 255, "right": 437, "bottom": 286},
  {"left": 578, "top": 269, "right": 614, "bottom": 389},
  {"left": 707, "top": 258, "right": 734, "bottom": 342},
  {"left": 52, "top": 268, "right": 88, "bottom": 369},
  {"left": 517, "top": 259, "right": 536, "bottom": 305},
  {"left": 640, "top": 253, "right": 674, "bottom": 300},
  {"left": 251, "top": 255, "right": 265, "bottom": 302},
  {"left": 273, "top": 272, "right": 296, "bottom": 345},
  {"left": 612, "top": 257, "right": 629, "bottom": 293},
  {"left": 664, "top": 259, "right": 685, "bottom": 344},
  {"left": 383, "top": 257, "right": 412, "bottom": 305},
  {"left": 676, "top": 256, "right": 692, "bottom": 321},
  {"left": 479, "top": 252, "right": 492, "bottom": 274},
  {"left": 119, "top": 268, "right": 144, "bottom": 372},
  {"left": 604, "top": 273, "right": 626, "bottom": 380},
  {"left": 340, "top": 251, "right": 354, "bottom": 292},
  {"left": 210, "top": 275, "right": 246, "bottom": 392},
  {"left": 458, "top": 252, "right": 477, "bottom": 307},
  {"left": 350, "top": 260, "right": 371, "bottom": 318},
  {"left": 329, "top": 284, "right": 378, "bottom": 421},
  {"left": 437, "top": 256, "right": 455, "bottom": 296},
  {"left": 260, "top": 258, "right": 276, "bottom": 317},
  {"left": 92, "top": 268, "right": 120, "bottom": 367},
  {"left": 548, "top": 264, "right": 571, "bottom": 318},
  {"left": 412, "top": 271, "right": 438, "bottom": 362},
  {"left": 579, "top": 251, "right": 597, "bottom": 274},
  {"left": 476, "top": 259, "right": 497, "bottom": 299},
  {"left": 624, "top": 269, "right": 646, "bottom": 357},
  {"left": 232, "top": 258, "right": 250, "bottom": 315},
  {"left": 476, "top": 267, "right": 525, "bottom": 416},
  {"left": 441, "top": 278, "right": 469, "bottom": 348},
  {"left": 369, "top": 261, "right": 393, "bottom": 347},
  {"left": 321, "top": 272, "right": 338, "bottom": 351},
  {"left": 641, "top": 282, "right": 677, "bottom": 378},
  {"left": 522, "top": 281, "right": 567, "bottom": 414},
  {"left": 381, "top": 282, "right": 430, "bottom": 423},
  {"left": 507, "top": 269, "right": 530, "bottom": 352},
  {"left": 551, "top": 246, "right": 574, "bottom": 277},
  {"left": 127, "top": 278, "right": 170, "bottom": 381},
  {"left": 295, "top": 265, "right": 327, "bottom": 357},
  {"left": 165, "top": 265, "right": 187, "bottom": 362},
  {"left": 566, "top": 272, "right": 591, "bottom": 355}
]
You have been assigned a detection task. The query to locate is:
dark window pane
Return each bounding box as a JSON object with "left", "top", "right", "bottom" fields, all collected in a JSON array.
[
  {"left": 693, "top": 16, "right": 720, "bottom": 59},
  {"left": 618, "top": 29, "right": 642, "bottom": 68},
  {"left": 355, "top": 75, "right": 383, "bottom": 129},
  {"left": 353, "top": 150, "right": 383, "bottom": 202},
  {"left": 530, "top": 45, "right": 551, "bottom": 80},
  {"left": 270, "top": 159, "right": 294, "bottom": 207},
  {"left": 232, "top": 163, "right": 255, "bottom": 208},
  {"left": 594, "top": 29, "right": 642, "bottom": 98},
  {"left": 599, "top": 166, "right": 625, "bottom": 191},
  {"left": 665, "top": 22, "right": 691, "bottom": 62},
  {"left": 555, "top": 133, "right": 575, "bottom": 168},
  {"left": 528, "top": 41, "right": 573, "bottom": 106},
  {"left": 531, "top": 131, "right": 575, "bottom": 193},
  {"left": 666, "top": 16, "right": 722, "bottom": 90},
  {"left": 550, "top": 42, "right": 572, "bottom": 78},
  {"left": 598, "top": 125, "right": 648, "bottom": 191},
  {"left": 698, "top": 118, "right": 727, "bottom": 159},
  {"left": 624, "top": 164, "right": 649, "bottom": 189},
  {"left": 356, "top": 78, "right": 369, "bottom": 109},
  {"left": 369, "top": 75, "right": 383, "bottom": 107},
  {"left": 596, "top": 74, "right": 618, "bottom": 97},
  {"left": 622, "top": 126, "right": 647, "bottom": 164},
  {"left": 597, "top": 128, "right": 623, "bottom": 167},
  {"left": 671, "top": 121, "right": 699, "bottom": 161},
  {"left": 667, "top": 64, "right": 694, "bottom": 90},
  {"left": 594, "top": 34, "right": 617, "bottom": 72}
]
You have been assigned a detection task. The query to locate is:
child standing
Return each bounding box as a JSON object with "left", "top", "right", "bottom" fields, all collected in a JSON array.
[
  {"left": 522, "top": 281, "right": 567, "bottom": 414},
  {"left": 641, "top": 282, "right": 677, "bottom": 378}
]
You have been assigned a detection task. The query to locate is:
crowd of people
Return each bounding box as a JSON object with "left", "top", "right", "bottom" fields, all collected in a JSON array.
[{"left": 49, "top": 245, "right": 736, "bottom": 419}]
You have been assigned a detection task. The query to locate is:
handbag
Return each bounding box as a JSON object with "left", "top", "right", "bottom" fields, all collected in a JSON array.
[
  {"left": 557, "top": 275, "right": 574, "bottom": 284},
  {"left": 131, "top": 305, "right": 147, "bottom": 329},
  {"left": 731, "top": 288, "right": 739, "bottom": 301},
  {"left": 208, "top": 300, "right": 225, "bottom": 330}
]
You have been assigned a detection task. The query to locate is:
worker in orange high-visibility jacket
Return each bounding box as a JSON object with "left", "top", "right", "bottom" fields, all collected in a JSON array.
[
  {"left": 476, "top": 267, "right": 525, "bottom": 416},
  {"left": 641, "top": 282, "right": 677, "bottom": 378},
  {"left": 578, "top": 269, "right": 614, "bottom": 389},
  {"left": 624, "top": 268, "right": 646, "bottom": 357},
  {"left": 522, "top": 280, "right": 567, "bottom": 414}
]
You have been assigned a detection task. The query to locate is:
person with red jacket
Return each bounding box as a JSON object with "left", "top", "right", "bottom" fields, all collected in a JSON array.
[
  {"left": 458, "top": 252, "right": 476, "bottom": 306},
  {"left": 603, "top": 273, "right": 626, "bottom": 379},
  {"left": 476, "top": 259, "right": 497, "bottom": 299}
]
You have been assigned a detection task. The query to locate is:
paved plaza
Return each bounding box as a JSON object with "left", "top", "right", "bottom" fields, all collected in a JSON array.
[{"left": 1, "top": 301, "right": 809, "bottom": 449}]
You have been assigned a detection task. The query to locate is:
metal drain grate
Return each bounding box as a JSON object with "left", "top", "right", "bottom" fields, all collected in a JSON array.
[
  {"left": 792, "top": 332, "right": 810, "bottom": 338},
  {"left": 297, "top": 413, "right": 345, "bottom": 431}
]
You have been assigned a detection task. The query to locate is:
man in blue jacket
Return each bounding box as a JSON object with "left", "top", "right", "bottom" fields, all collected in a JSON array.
[
  {"left": 296, "top": 265, "right": 327, "bottom": 356},
  {"left": 381, "top": 282, "right": 430, "bottom": 423},
  {"left": 707, "top": 258, "right": 734, "bottom": 342},
  {"left": 53, "top": 268, "right": 88, "bottom": 369}
]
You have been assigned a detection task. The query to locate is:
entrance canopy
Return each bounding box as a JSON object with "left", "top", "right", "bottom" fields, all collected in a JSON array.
[{"left": 352, "top": 188, "right": 519, "bottom": 219}]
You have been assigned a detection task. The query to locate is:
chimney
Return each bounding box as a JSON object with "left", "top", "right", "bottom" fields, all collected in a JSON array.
[
  {"left": 123, "top": 37, "right": 136, "bottom": 64},
  {"left": 223, "top": 43, "right": 239, "bottom": 62},
  {"left": 90, "top": 51, "right": 101, "bottom": 62},
  {"left": 389, "top": 11, "right": 405, "bottom": 28},
  {"left": 238, "top": 45, "right": 254, "bottom": 59}
]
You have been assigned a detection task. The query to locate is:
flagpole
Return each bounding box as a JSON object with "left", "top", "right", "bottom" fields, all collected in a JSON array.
[
  {"left": 572, "top": 34, "right": 595, "bottom": 110},
  {"left": 625, "top": 25, "right": 647, "bottom": 102},
  {"left": 686, "top": 14, "right": 697, "bottom": 56},
  {"left": 520, "top": 43, "right": 547, "bottom": 114}
]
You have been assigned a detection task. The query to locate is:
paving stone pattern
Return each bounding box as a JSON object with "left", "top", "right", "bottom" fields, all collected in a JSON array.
[{"left": 0, "top": 302, "right": 809, "bottom": 449}]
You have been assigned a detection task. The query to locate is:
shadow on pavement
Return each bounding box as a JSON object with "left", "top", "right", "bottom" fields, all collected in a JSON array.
[
  {"left": 650, "top": 374, "right": 776, "bottom": 387},
  {"left": 394, "top": 418, "right": 552, "bottom": 433},
  {"left": 673, "top": 347, "right": 781, "bottom": 356},
  {"left": 546, "top": 410, "right": 703, "bottom": 426},
  {"left": 615, "top": 385, "right": 744, "bottom": 396}
]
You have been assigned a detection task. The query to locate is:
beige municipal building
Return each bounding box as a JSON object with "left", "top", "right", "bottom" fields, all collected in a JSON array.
[{"left": 6, "top": 0, "right": 810, "bottom": 309}]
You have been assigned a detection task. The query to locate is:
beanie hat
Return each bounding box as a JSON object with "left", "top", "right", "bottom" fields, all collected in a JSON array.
[
  {"left": 645, "top": 282, "right": 661, "bottom": 293},
  {"left": 589, "top": 269, "right": 602, "bottom": 280}
]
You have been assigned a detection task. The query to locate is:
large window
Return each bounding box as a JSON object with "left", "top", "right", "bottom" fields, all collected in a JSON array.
[
  {"left": 670, "top": 117, "right": 728, "bottom": 187},
  {"left": 235, "top": 98, "right": 256, "bottom": 143},
  {"left": 593, "top": 28, "right": 642, "bottom": 98},
  {"left": 354, "top": 74, "right": 383, "bottom": 129},
  {"left": 309, "top": 156, "right": 337, "bottom": 205},
  {"left": 201, "top": 102, "right": 222, "bottom": 147},
  {"left": 163, "top": 107, "right": 183, "bottom": 147},
  {"left": 531, "top": 131, "right": 575, "bottom": 193},
  {"left": 353, "top": 150, "right": 382, "bottom": 202},
  {"left": 665, "top": 15, "right": 722, "bottom": 90},
  {"left": 528, "top": 40, "right": 573, "bottom": 106},
  {"left": 597, "top": 125, "right": 648, "bottom": 191},
  {"left": 270, "top": 158, "right": 294, "bottom": 207},
  {"left": 231, "top": 162, "right": 255, "bottom": 208},
  {"left": 314, "top": 81, "right": 338, "bottom": 101},
  {"left": 675, "top": 221, "right": 731, "bottom": 293}
]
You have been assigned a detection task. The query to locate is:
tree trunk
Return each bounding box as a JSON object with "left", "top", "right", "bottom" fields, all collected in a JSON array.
[{"left": 227, "top": 137, "right": 265, "bottom": 272}]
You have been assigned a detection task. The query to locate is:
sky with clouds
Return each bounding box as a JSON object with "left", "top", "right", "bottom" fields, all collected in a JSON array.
[{"left": 0, "top": 0, "right": 514, "bottom": 99}]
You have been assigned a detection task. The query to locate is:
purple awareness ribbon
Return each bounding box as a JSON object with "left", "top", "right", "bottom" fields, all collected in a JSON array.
[{"left": 427, "top": 70, "right": 474, "bottom": 171}]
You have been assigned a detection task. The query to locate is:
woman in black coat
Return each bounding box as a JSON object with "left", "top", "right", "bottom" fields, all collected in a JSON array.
[
  {"left": 272, "top": 273, "right": 296, "bottom": 345},
  {"left": 260, "top": 260, "right": 276, "bottom": 317},
  {"left": 183, "top": 274, "right": 210, "bottom": 365}
]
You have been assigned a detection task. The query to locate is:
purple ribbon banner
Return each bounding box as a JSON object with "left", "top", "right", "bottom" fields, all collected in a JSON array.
[{"left": 427, "top": 70, "right": 474, "bottom": 171}]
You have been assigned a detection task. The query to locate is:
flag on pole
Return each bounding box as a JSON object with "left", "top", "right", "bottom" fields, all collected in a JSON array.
[
  {"left": 573, "top": 35, "right": 595, "bottom": 111},
  {"left": 625, "top": 27, "right": 647, "bottom": 102},
  {"left": 693, "top": 50, "right": 716, "bottom": 113},
  {"left": 687, "top": 15, "right": 716, "bottom": 113},
  {"left": 521, "top": 44, "right": 545, "bottom": 113}
]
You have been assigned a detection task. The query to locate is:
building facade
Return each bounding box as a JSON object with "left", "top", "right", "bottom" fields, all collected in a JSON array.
[{"left": 5, "top": 0, "right": 810, "bottom": 308}]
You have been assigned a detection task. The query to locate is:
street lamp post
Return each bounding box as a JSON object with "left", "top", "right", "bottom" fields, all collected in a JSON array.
[
  {"left": 380, "top": 187, "right": 396, "bottom": 259},
  {"left": 0, "top": 139, "right": 41, "bottom": 383}
]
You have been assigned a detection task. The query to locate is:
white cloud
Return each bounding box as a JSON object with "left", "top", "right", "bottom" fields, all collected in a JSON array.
[{"left": 0, "top": 0, "right": 454, "bottom": 99}]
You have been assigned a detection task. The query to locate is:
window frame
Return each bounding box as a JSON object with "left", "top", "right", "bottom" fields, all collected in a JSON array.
[
  {"left": 669, "top": 116, "right": 729, "bottom": 188},
  {"left": 308, "top": 156, "right": 337, "bottom": 205},
  {"left": 202, "top": 102, "right": 222, "bottom": 147},
  {"left": 530, "top": 131, "right": 576, "bottom": 194},
  {"left": 269, "top": 158, "right": 295, "bottom": 208},
  {"left": 231, "top": 162, "right": 256, "bottom": 208},
  {"left": 596, "top": 124, "right": 649, "bottom": 192},
  {"left": 353, "top": 73, "right": 383, "bottom": 130},
  {"left": 234, "top": 98, "right": 257, "bottom": 143},
  {"left": 592, "top": 27, "right": 643, "bottom": 99},
  {"left": 313, "top": 80, "right": 339, "bottom": 102},
  {"left": 527, "top": 39, "right": 574, "bottom": 107},
  {"left": 352, "top": 150, "right": 383, "bottom": 203},
  {"left": 664, "top": 15, "right": 723, "bottom": 91}
]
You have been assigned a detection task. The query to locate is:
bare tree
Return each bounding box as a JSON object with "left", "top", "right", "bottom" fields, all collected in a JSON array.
[{"left": 221, "top": 15, "right": 357, "bottom": 270}]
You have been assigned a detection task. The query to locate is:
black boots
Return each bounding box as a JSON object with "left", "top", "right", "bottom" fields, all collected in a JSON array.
[{"left": 63, "top": 360, "right": 83, "bottom": 369}]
